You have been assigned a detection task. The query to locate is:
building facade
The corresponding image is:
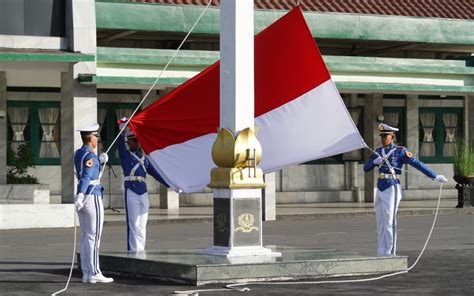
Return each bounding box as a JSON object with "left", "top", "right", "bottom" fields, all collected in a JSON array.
[{"left": 1, "top": 0, "right": 472, "bottom": 207}]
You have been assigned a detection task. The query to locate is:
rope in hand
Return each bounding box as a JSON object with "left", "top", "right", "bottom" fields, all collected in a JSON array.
[
  {"left": 51, "top": 1, "right": 213, "bottom": 295},
  {"left": 173, "top": 144, "right": 446, "bottom": 295}
]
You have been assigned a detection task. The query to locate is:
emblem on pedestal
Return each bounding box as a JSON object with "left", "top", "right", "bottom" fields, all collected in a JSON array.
[
  {"left": 235, "top": 213, "right": 259, "bottom": 233},
  {"left": 215, "top": 212, "right": 229, "bottom": 233}
]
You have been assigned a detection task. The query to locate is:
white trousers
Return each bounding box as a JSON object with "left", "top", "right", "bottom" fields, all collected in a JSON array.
[
  {"left": 124, "top": 188, "right": 149, "bottom": 252},
  {"left": 375, "top": 184, "right": 402, "bottom": 256},
  {"left": 77, "top": 195, "right": 104, "bottom": 277}
]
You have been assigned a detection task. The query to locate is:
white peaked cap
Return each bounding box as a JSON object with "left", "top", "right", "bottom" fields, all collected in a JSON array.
[
  {"left": 378, "top": 123, "right": 399, "bottom": 134},
  {"left": 77, "top": 123, "right": 100, "bottom": 133}
]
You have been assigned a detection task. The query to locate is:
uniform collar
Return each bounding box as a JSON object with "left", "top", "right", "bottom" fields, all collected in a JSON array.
[
  {"left": 383, "top": 143, "right": 396, "bottom": 150},
  {"left": 81, "top": 145, "right": 96, "bottom": 154}
]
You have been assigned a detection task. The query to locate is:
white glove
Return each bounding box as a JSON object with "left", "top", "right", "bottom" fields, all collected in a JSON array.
[
  {"left": 435, "top": 175, "right": 448, "bottom": 183},
  {"left": 75, "top": 193, "right": 85, "bottom": 211},
  {"left": 373, "top": 156, "right": 384, "bottom": 166},
  {"left": 99, "top": 152, "right": 109, "bottom": 164}
]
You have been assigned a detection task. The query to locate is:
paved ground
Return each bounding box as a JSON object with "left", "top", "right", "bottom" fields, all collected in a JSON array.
[
  {"left": 0, "top": 212, "right": 472, "bottom": 295},
  {"left": 103, "top": 199, "right": 470, "bottom": 225}
]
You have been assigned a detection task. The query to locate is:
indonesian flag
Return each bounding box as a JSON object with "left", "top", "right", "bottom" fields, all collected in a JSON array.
[{"left": 129, "top": 7, "right": 366, "bottom": 193}]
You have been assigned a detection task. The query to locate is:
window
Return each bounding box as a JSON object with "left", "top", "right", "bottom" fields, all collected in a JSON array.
[
  {"left": 7, "top": 101, "right": 61, "bottom": 165},
  {"left": 0, "top": 0, "right": 65, "bottom": 37},
  {"left": 98, "top": 102, "right": 139, "bottom": 165},
  {"left": 383, "top": 107, "right": 406, "bottom": 146},
  {"left": 419, "top": 108, "right": 463, "bottom": 163}
]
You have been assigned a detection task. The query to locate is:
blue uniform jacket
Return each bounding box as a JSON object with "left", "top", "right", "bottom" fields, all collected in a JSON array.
[
  {"left": 118, "top": 133, "right": 168, "bottom": 195},
  {"left": 74, "top": 145, "right": 103, "bottom": 196},
  {"left": 363, "top": 143, "right": 437, "bottom": 191}
]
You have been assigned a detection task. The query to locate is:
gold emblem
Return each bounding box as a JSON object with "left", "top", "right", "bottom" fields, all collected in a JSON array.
[
  {"left": 235, "top": 213, "right": 259, "bottom": 233},
  {"left": 406, "top": 151, "right": 413, "bottom": 158},
  {"left": 85, "top": 159, "right": 94, "bottom": 167},
  {"left": 215, "top": 213, "right": 228, "bottom": 233}
]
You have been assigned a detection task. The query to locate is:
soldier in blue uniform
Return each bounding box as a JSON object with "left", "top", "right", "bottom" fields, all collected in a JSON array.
[
  {"left": 74, "top": 123, "right": 113, "bottom": 283},
  {"left": 364, "top": 123, "right": 447, "bottom": 256},
  {"left": 117, "top": 118, "right": 168, "bottom": 253}
]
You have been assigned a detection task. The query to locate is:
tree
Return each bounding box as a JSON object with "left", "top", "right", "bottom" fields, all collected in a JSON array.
[{"left": 7, "top": 144, "right": 39, "bottom": 184}]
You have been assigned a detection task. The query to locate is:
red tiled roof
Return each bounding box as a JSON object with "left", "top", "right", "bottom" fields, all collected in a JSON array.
[{"left": 130, "top": 0, "right": 473, "bottom": 20}]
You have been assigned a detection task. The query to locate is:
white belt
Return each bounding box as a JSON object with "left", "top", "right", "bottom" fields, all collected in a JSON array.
[
  {"left": 124, "top": 176, "right": 146, "bottom": 182},
  {"left": 379, "top": 173, "right": 396, "bottom": 179},
  {"left": 89, "top": 179, "right": 100, "bottom": 185}
]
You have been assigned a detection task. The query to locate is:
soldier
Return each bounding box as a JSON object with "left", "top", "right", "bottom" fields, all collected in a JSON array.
[
  {"left": 74, "top": 123, "right": 113, "bottom": 283},
  {"left": 117, "top": 118, "right": 168, "bottom": 253},
  {"left": 364, "top": 123, "right": 447, "bottom": 256}
]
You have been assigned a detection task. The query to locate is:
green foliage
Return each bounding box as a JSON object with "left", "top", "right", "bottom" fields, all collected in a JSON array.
[
  {"left": 452, "top": 139, "right": 474, "bottom": 177},
  {"left": 7, "top": 144, "right": 39, "bottom": 184}
]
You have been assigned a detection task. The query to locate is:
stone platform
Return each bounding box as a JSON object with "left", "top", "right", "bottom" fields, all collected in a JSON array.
[{"left": 95, "top": 246, "right": 407, "bottom": 286}]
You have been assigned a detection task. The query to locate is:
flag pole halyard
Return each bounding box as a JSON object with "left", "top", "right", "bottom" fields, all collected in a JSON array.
[{"left": 105, "top": 0, "right": 214, "bottom": 155}]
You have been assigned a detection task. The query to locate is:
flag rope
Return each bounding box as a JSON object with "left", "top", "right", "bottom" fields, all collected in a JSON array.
[
  {"left": 51, "top": 212, "right": 77, "bottom": 296},
  {"left": 51, "top": 1, "right": 213, "bottom": 295},
  {"left": 105, "top": 0, "right": 214, "bottom": 156}
]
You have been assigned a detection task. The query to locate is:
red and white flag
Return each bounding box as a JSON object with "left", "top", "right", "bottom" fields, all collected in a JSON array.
[{"left": 129, "top": 7, "right": 366, "bottom": 193}]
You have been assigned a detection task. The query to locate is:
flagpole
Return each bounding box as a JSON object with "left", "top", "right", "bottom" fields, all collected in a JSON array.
[{"left": 204, "top": 0, "right": 280, "bottom": 259}]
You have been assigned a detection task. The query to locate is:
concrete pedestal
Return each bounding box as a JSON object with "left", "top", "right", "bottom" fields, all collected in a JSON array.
[
  {"left": 95, "top": 246, "right": 408, "bottom": 286},
  {"left": 204, "top": 188, "right": 280, "bottom": 258}
]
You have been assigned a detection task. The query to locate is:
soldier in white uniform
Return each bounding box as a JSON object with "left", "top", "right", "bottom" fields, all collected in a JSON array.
[
  {"left": 74, "top": 123, "right": 113, "bottom": 283},
  {"left": 364, "top": 123, "right": 447, "bottom": 256},
  {"left": 117, "top": 118, "right": 168, "bottom": 253}
]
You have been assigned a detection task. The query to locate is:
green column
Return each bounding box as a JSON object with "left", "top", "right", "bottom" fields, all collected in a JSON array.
[
  {"left": 60, "top": 63, "right": 98, "bottom": 203},
  {"left": 467, "top": 95, "right": 473, "bottom": 142},
  {"left": 406, "top": 94, "right": 419, "bottom": 190},
  {"left": 0, "top": 72, "right": 6, "bottom": 184},
  {"left": 364, "top": 93, "right": 383, "bottom": 203}
]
